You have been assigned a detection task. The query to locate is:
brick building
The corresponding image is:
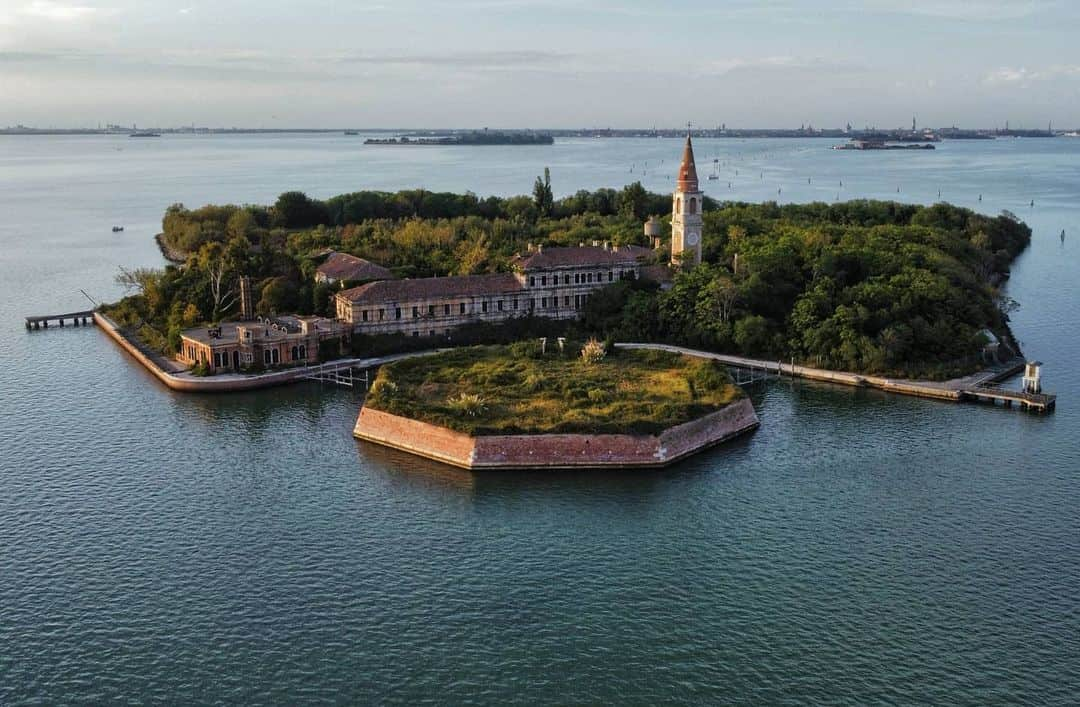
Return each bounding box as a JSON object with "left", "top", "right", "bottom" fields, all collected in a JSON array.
[
  {"left": 178, "top": 315, "right": 342, "bottom": 372},
  {"left": 334, "top": 243, "right": 651, "bottom": 337}
]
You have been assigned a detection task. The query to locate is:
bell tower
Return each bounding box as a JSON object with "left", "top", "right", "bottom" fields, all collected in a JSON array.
[{"left": 671, "top": 132, "right": 703, "bottom": 267}]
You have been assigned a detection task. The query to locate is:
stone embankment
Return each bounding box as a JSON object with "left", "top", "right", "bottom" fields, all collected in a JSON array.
[
  {"left": 353, "top": 398, "right": 760, "bottom": 470},
  {"left": 95, "top": 311, "right": 433, "bottom": 393}
]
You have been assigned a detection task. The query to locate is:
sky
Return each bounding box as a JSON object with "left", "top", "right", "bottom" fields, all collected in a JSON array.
[{"left": 1, "top": 0, "right": 1079, "bottom": 129}]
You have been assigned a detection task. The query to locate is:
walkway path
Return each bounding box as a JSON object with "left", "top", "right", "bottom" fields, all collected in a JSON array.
[{"left": 616, "top": 342, "right": 1026, "bottom": 404}]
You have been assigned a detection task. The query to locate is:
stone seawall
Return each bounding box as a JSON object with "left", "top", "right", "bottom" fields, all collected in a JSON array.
[{"left": 353, "top": 398, "right": 760, "bottom": 470}]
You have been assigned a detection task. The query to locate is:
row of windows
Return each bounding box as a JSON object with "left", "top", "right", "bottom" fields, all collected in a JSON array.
[
  {"left": 360, "top": 298, "right": 522, "bottom": 323},
  {"left": 190, "top": 344, "right": 307, "bottom": 369},
  {"left": 359, "top": 293, "right": 595, "bottom": 331},
  {"left": 528, "top": 270, "right": 632, "bottom": 287}
]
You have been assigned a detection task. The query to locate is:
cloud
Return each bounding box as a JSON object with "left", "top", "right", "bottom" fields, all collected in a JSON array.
[
  {"left": 702, "top": 56, "right": 861, "bottom": 76},
  {"left": 983, "top": 65, "right": 1080, "bottom": 85},
  {"left": 854, "top": 0, "right": 1064, "bottom": 21},
  {"left": 333, "top": 50, "right": 573, "bottom": 70},
  {"left": 19, "top": 1, "right": 100, "bottom": 21}
]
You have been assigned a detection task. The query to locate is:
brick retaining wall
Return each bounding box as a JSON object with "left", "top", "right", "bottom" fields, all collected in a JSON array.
[{"left": 353, "top": 398, "right": 760, "bottom": 470}]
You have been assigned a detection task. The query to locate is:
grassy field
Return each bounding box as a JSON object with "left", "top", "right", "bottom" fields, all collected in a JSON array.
[{"left": 364, "top": 343, "right": 743, "bottom": 436}]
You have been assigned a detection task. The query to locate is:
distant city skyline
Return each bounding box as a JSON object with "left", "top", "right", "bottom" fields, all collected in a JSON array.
[{"left": 2, "top": 0, "right": 1079, "bottom": 129}]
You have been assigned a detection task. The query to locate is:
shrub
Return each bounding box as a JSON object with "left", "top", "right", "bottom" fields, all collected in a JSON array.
[
  {"left": 446, "top": 392, "right": 488, "bottom": 417},
  {"left": 580, "top": 338, "right": 607, "bottom": 364},
  {"left": 587, "top": 387, "right": 610, "bottom": 403}
]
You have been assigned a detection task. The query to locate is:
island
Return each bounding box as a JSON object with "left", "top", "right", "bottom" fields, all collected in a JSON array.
[
  {"left": 96, "top": 135, "right": 1043, "bottom": 418},
  {"left": 354, "top": 342, "right": 759, "bottom": 469},
  {"left": 364, "top": 130, "right": 554, "bottom": 146}
]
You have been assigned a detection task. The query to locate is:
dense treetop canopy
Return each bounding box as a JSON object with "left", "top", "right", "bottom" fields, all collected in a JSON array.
[{"left": 109, "top": 178, "right": 1029, "bottom": 379}]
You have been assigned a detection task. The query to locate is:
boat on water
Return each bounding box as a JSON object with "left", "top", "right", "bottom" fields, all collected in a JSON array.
[
  {"left": 112, "top": 226, "right": 124, "bottom": 232},
  {"left": 708, "top": 158, "right": 720, "bottom": 180},
  {"left": 129, "top": 131, "right": 161, "bottom": 138},
  {"left": 344, "top": 130, "right": 358, "bottom": 136}
]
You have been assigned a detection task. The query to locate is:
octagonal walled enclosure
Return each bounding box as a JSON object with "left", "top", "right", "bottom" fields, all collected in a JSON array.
[{"left": 353, "top": 397, "right": 759, "bottom": 470}]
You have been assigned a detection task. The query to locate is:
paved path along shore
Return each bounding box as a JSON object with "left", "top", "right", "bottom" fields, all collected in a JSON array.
[{"left": 616, "top": 342, "right": 1026, "bottom": 403}]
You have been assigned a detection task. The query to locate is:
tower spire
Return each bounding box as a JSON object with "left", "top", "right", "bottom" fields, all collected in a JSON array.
[{"left": 677, "top": 133, "right": 699, "bottom": 192}]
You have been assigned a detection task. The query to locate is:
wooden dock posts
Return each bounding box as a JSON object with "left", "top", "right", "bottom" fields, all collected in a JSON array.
[{"left": 25, "top": 310, "right": 96, "bottom": 330}]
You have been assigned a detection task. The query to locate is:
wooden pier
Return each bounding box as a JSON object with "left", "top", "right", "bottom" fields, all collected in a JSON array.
[{"left": 25, "top": 310, "right": 96, "bottom": 330}]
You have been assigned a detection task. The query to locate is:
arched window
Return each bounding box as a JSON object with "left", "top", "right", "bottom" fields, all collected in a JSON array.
[
  {"left": 689, "top": 197, "right": 697, "bottom": 214},
  {"left": 271, "top": 349, "right": 279, "bottom": 364},
  {"left": 299, "top": 345, "right": 306, "bottom": 360},
  {"left": 291, "top": 345, "right": 298, "bottom": 361},
  {"left": 675, "top": 197, "right": 681, "bottom": 213}
]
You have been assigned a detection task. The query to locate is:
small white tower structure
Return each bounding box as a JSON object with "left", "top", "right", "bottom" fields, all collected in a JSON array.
[
  {"left": 671, "top": 133, "right": 703, "bottom": 267},
  {"left": 1022, "top": 360, "right": 1043, "bottom": 394}
]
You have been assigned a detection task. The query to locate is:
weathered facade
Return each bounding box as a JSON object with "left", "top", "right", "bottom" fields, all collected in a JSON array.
[
  {"left": 334, "top": 244, "right": 649, "bottom": 337},
  {"left": 178, "top": 315, "right": 343, "bottom": 372}
]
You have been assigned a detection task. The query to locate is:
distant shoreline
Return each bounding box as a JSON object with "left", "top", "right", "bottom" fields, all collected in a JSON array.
[{"left": 1, "top": 127, "right": 1066, "bottom": 139}]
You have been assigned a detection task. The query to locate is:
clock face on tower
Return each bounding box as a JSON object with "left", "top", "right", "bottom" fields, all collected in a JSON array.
[{"left": 686, "top": 232, "right": 699, "bottom": 246}]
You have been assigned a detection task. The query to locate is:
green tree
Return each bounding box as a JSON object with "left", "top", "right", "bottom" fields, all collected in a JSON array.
[{"left": 532, "top": 167, "right": 554, "bottom": 217}]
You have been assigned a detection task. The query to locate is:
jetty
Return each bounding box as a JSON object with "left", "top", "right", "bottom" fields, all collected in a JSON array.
[
  {"left": 25, "top": 310, "right": 96, "bottom": 330},
  {"left": 617, "top": 344, "right": 1056, "bottom": 415}
]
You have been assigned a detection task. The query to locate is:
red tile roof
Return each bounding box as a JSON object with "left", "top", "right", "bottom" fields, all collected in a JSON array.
[
  {"left": 316, "top": 252, "right": 394, "bottom": 282},
  {"left": 513, "top": 245, "right": 643, "bottom": 270},
  {"left": 338, "top": 272, "right": 525, "bottom": 305}
]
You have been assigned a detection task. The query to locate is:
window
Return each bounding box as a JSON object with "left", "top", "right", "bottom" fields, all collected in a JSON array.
[
  {"left": 290, "top": 346, "right": 298, "bottom": 361},
  {"left": 271, "top": 349, "right": 279, "bottom": 364},
  {"left": 676, "top": 197, "right": 682, "bottom": 212},
  {"left": 564, "top": 274, "right": 570, "bottom": 285},
  {"left": 394, "top": 308, "right": 401, "bottom": 320},
  {"left": 587, "top": 272, "right": 593, "bottom": 283},
  {"left": 531, "top": 298, "right": 536, "bottom": 310},
  {"left": 429, "top": 330, "right": 435, "bottom": 337},
  {"left": 459, "top": 302, "right": 466, "bottom": 314},
  {"left": 689, "top": 197, "right": 697, "bottom": 214},
  {"left": 299, "top": 345, "right": 306, "bottom": 359},
  {"left": 412, "top": 331, "right": 419, "bottom": 337},
  {"left": 428, "top": 305, "right": 435, "bottom": 316},
  {"left": 264, "top": 350, "right": 271, "bottom": 364},
  {"left": 362, "top": 310, "right": 369, "bottom": 322},
  {"left": 482, "top": 301, "right": 488, "bottom": 313},
  {"left": 412, "top": 306, "right": 419, "bottom": 318},
  {"left": 497, "top": 300, "right": 504, "bottom": 311},
  {"left": 575, "top": 295, "right": 581, "bottom": 308},
  {"left": 444, "top": 304, "right": 450, "bottom": 316},
  {"left": 512, "top": 298, "right": 519, "bottom": 310},
  {"left": 608, "top": 271, "right": 614, "bottom": 282},
  {"left": 379, "top": 308, "right": 385, "bottom": 320},
  {"left": 564, "top": 296, "right": 570, "bottom": 306},
  {"left": 541, "top": 276, "right": 547, "bottom": 286},
  {"left": 541, "top": 297, "right": 547, "bottom": 308},
  {"left": 530, "top": 276, "right": 535, "bottom": 286}
]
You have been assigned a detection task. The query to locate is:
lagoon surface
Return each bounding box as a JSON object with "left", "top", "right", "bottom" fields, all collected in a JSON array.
[{"left": 1, "top": 134, "right": 1078, "bottom": 704}]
